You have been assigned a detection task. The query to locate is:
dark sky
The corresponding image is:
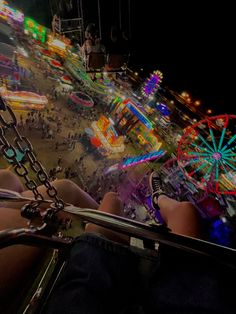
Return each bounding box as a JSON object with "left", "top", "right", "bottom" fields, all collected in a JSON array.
[
  {"left": 130, "top": 1, "right": 235, "bottom": 115},
  {"left": 9, "top": 0, "right": 235, "bottom": 114}
]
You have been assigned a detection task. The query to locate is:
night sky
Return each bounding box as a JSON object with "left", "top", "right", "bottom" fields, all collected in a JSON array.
[{"left": 9, "top": 0, "right": 235, "bottom": 114}]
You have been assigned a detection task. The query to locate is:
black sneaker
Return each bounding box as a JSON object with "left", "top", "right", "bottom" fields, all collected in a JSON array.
[{"left": 149, "top": 171, "right": 166, "bottom": 211}]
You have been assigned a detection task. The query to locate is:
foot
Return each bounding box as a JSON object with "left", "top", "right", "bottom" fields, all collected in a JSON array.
[{"left": 149, "top": 172, "right": 166, "bottom": 211}]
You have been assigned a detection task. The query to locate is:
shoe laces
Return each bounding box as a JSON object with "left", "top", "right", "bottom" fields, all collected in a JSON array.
[{"left": 152, "top": 177, "right": 162, "bottom": 191}]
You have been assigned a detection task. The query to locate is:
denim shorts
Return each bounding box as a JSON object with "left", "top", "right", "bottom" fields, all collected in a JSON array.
[{"left": 45, "top": 233, "right": 236, "bottom": 314}]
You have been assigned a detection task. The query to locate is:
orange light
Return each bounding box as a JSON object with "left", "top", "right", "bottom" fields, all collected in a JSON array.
[{"left": 194, "top": 100, "right": 201, "bottom": 106}]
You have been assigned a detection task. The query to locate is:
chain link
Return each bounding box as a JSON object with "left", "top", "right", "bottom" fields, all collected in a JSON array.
[{"left": 0, "top": 104, "right": 65, "bottom": 215}]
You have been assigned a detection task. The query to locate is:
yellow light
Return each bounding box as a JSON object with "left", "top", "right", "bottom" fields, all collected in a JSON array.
[
  {"left": 207, "top": 109, "right": 212, "bottom": 114},
  {"left": 50, "top": 39, "right": 66, "bottom": 50},
  {"left": 194, "top": 100, "right": 201, "bottom": 106},
  {"left": 181, "top": 91, "right": 189, "bottom": 98},
  {"left": 134, "top": 72, "right": 138, "bottom": 76}
]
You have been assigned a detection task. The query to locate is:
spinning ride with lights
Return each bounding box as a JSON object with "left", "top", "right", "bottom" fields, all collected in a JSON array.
[
  {"left": 177, "top": 115, "right": 236, "bottom": 195},
  {"left": 142, "top": 70, "right": 163, "bottom": 98}
]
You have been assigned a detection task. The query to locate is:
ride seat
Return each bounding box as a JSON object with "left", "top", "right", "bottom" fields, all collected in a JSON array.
[
  {"left": 106, "top": 54, "right": 127, "bottom": 71},
  {"left": 87, "top": 52, "right": 106, "bottom": 71}
]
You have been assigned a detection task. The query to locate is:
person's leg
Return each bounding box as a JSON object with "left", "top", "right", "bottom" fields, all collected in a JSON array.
[
  {"left": 0, "top": 169, "right": 25, "bottom": 193},
  {"left": 0, "top": 177, "right": 99, "bottom": 311},
  {"left": 21, "top": 179, "right": 99, "bottom": 210},
  {"left": 0, "top": 206, "right": 44, "bottom": 311},
  {"left": 149, "top": 171, "right": 202, "bottom": 238},
  {"left": 158, "top": 195, "right": 202, "bottom": 238},
  {"left": 85, "top": 192, "right": 129, "bottom": 245},
  {"left": 145, "top": 172, "right": 233, "bottom": 314}
]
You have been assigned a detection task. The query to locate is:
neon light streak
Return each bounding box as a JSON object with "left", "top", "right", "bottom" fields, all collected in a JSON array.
[
  {"left": 222, "top": 156, "right": 236, "bottom": 163},
  {"left": 223, "top": 152, "right": 236, "bottom": 157},
  {"left": 203, "top": 162, "right": 215, "bottom": 180},
  {"left": 121, "top": 150, "right": 166, "bottom": 169},
  {"left": 223, "top": 160, "right": 236, "bottom": 171},
  {"left": 219, "top": 160, "right": 228, "bottom": 176},
  {"left": 188, "top": 162, "right": 209, "bottom": 177},
  {"left": 188, "top": 157, "right": 210, "bottom": 165},
  {"left": 188, "top": 152, "right": 212, "bottom": 157},
  {"left": 223, "top": 146, "right": 236, "bottom": 154},
  {"left": 215, "top": 161, "right": 219, "bottom": 182},
  {"left": 218, "top": 128, "right": 226, "bottom": 150},
  {"left": 197, "top": 134, "right": 214, "bottom": 152},
  {"left": 126, "top": 102, "right": 153, "bottom": 130},
  {"left": 221, "top": 134, "right": 236, "bottom": 152},
  {"left": 0, "top": 2, "right": 24, "bottom": 22},
  {"left": 209, "top": 128, "right": 217, "bottom": 151},
  {"left": 190, "top": 142, "right": 209, "bottom": 151}
]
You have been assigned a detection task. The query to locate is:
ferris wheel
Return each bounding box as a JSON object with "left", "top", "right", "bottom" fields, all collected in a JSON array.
[{"left": 177, "top": 115, "right": 236, "bottom": 195}]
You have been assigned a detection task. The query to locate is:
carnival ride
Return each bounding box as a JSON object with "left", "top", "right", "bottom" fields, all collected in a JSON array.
[
  {"left": 0, "top": 89, "right": 47, "bottom": 110},
  {"left": 91, "top": 115, "right": 125, "bottom": 154},
  {"left": 69, "top": 91, "right": 94, "bottom": 108},
  {"left": 177, "top": 115, "right": 236, "bottom": 195},
  {"left": 142, "top": 70, "right": 163, "bottom": 98},
  {"left": 65, "top": 53, "right": 110, "bottom": 95}
]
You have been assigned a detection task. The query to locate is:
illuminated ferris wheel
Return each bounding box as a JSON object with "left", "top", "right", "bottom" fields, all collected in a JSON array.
[{"left": 177, "top": 115, "right": 236, "bottom": 195}]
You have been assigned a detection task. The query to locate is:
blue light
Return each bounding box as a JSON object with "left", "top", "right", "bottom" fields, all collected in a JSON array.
[
  {"left": 209, "top": 218, "right": 233, "bottom": 246},
  {"left": 126, "top": 103, "right": 153, "bottom": 130},
  {"left": 156, "top": 103, "right": 170, "bottom": 116}
]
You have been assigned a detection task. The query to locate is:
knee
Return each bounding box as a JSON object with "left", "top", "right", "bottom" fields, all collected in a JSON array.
[
  {"left": 0, "top": 169, "right": 15, "bottom": 180},
  {"left": 99, "top": 192, "right": 124, "bottom": 215},
  {"left": 52, "top": 179, "right": 80, "bottom": 191},
  {"left": 103, "top": 192, "right": 121, "bottom": 202}
]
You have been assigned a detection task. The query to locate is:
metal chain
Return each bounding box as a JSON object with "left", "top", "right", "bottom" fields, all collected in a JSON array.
[{"left": 0, "top": 102, "right": 65, "bottom": 215}]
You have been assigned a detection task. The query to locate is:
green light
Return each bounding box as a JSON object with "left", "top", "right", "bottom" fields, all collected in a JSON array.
[{"left": 24, "top": 17, "right": 47, "bottom": 43}]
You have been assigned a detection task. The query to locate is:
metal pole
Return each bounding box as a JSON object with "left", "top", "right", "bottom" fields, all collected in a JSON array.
[
  {"left": 97, "top": 0, "right": 102, "bottom": 38},
  {"left": 119, "top": 0, "right": 122, "bottom": 30},
  {"left": 128, "top": 0, "right": 131, "bottom": 38},
  {"left": 78, "top": 0, "right": 84, "bottom": 45},
  {"left": 48, "top": 0, "right": 54, "bottom": 18}
]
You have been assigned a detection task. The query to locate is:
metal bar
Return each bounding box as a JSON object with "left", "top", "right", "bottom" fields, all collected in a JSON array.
[
  {"left": 64, "top": 206, "right": 236, "bottom": 268},
  {"left": 79, "top": 0, "right": 85, "bottom": 44},
  {"left": 61, "top": 29, "right": 82, "bottom": 34},
  {"left": 128, "top": 0, "right": 131, "bottom": 38},
  {"left": 0, "top": 228, "right": 72, "bottom": 250},
  {"left": 97, "top": 0, "right": 102, "bottom": 38},
  {"left": 1, "top": 198, "right": 236, "bottom": 267},
  {"left": 119, "top": 0, "right": 122, "bottom": 30},
  {"left": 60, "top": 18, "right": 82, "bottom": 22}
]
